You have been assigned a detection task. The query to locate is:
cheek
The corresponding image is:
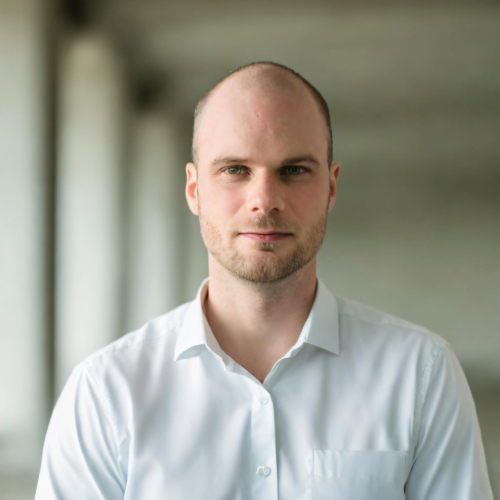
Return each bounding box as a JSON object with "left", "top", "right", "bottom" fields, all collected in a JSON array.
[
  {"left": 288, "top": 184, "right": 325, "bottom": 220},
  {"left": 208, "top": 183, "right": 245, "bottom": 219}
]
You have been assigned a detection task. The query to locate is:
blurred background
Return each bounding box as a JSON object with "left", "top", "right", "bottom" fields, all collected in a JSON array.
[{"left": 1, "top": 0, "right": 499, "bottom": 497}]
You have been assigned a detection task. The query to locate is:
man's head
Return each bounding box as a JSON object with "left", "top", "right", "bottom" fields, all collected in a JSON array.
[
  {"left": 192, "top": 62, "right": 333, "bottom": 168},
  {"left": 185, "top": 61, "right": 340, "bottom": 284}
]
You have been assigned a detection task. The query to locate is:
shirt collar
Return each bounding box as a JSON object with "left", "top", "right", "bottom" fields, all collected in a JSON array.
[{"left": 174, "top": 275, "right": 339, "bottom": 362}]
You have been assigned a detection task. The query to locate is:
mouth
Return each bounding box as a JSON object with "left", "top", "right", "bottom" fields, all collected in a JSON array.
[{"left": 239, "top": 232, "right": 292, "bottom": 242}]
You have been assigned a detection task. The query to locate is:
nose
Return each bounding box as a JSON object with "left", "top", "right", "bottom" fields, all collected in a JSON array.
[{"left": 246, "top": 170, "right": 285, "bottom": 215}]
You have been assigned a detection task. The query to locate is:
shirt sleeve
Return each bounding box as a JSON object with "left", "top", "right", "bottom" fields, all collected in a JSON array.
[
  {"left": 35, "top": 366, "right": 126, "bottom": 499},
  {"left": 405, "top": 343, "right": 494, "bottom": 500}
]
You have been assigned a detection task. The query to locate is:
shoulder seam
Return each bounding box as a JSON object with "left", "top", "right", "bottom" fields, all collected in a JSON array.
[
  {"left": 411, "top": 343, "right": 446, "bottom": 458},
  {"left": 338, "top": 309, "right": 431, "bottom": 336},
  {"left": 82, "top": 319, "right": 183, "bottom": 368},
  {"left": 337, "top": 306, "right": 450, "bottom": 349},
  {"left": 81, "top": 366, "right": 127, "bottom": 485}
]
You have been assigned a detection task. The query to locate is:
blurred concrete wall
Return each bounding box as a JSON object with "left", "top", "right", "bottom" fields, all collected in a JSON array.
[
  {"left": 0, "top": 0, "right": 51, "bottom": 490},
  {"left": 0, "top": 0, "right": 499, "bottom": 498}
]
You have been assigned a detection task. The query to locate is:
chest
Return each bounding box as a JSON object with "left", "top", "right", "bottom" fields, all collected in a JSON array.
[{"left": 122, "top": 351, "right": 415, "bottom": 500}]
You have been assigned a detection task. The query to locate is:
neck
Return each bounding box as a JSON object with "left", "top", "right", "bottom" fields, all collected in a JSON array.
[{"left": 202, "top": 255, "right": 318, "bottom": 354}]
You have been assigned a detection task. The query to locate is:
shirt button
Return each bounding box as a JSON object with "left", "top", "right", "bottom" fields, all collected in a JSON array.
[
  {"left": 259, "top": 396, "right": 269, "bottom": 405},
  {"left": 256, "top": 465, "right": 271, "bottom": 476}
]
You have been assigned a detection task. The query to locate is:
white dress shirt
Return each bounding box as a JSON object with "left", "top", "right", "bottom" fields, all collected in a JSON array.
[{"left": 35, "top": 276, "right": 494, "bottom": 499}]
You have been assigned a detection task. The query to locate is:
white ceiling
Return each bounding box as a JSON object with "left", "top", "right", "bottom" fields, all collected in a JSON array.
[{"left": 93, "top": 1, "right": 500, "bottom": 177}]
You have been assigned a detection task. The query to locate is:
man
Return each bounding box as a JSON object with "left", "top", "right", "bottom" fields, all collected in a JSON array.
[{"left": 35, "top": 62, "right": 494, "bottom": 499}]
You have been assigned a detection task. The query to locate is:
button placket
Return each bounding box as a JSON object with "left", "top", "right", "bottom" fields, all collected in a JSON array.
[{"left": 251, "top": 391, "right": 278, "bottom": 497}]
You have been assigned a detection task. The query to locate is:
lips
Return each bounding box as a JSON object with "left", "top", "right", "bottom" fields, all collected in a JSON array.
[{"left": 240, "top": 232, "right": 291, "bottom": 242}]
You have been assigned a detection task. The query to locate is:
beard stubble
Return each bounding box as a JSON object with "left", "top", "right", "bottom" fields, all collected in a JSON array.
[{"left": 198, "top": 191, "right": 330, "bottom": 284}]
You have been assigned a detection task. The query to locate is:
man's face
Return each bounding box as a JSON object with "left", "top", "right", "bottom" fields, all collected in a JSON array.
[{"left": 186, "top": 76, "right": 339, "bottom": 283}]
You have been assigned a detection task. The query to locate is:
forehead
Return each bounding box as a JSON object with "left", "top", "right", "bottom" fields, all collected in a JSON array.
[{"left": 196, "top": 74, "right": 328, "bottom": 166}]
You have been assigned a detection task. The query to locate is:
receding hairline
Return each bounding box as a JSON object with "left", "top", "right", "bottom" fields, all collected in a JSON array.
[{"left": 191, "top": 61, "right": 333, "bottom": 168}]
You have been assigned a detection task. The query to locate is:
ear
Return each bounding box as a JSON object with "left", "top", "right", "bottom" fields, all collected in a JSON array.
[
  {"left": 185, "top": 162, "right": 199, "bottom": 215},
  {"left": 327, "top": 161, "right": 340, "bottom": 213}
]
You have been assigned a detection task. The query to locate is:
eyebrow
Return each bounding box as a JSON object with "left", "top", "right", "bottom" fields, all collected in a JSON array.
[{"left": 210, "top": 155, "right": 321, "bottom": 168}]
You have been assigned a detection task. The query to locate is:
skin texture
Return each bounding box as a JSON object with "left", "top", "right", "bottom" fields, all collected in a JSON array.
[{"left": 185, "top": 65, "right": 340, "bottom": 383}]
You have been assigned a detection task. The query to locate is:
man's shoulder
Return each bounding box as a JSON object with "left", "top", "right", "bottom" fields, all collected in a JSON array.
[
  {"left": 333, "top": 293, "right": 450, "bottom": 351},
  {"left": 76, "top": 300, "right": 192, "bottom": 374}
]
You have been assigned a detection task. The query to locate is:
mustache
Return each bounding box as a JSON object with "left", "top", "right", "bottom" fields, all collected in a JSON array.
[{"left": 236, "top": 216, "right": 296, "bottom": 233}]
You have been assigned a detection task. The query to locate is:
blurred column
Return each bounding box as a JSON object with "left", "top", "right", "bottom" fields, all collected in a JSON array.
[
  {"left": 124, "top": 108, "right": 185, "bottom": 331},
  {"left": 56, "top": 32, "right": 126, "bottom": 393},
  {"left": 0, "top": 0, "right": 52, "bottom": 472}
]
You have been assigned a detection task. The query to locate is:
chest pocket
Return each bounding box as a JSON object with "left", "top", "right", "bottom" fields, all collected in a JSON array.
[{"left": 312, "top": 449, "right": 407, "bottom": 500}]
